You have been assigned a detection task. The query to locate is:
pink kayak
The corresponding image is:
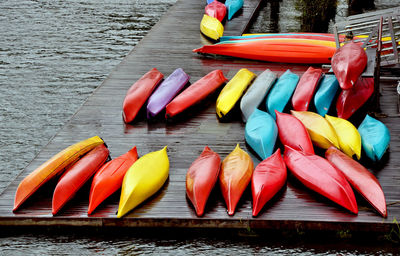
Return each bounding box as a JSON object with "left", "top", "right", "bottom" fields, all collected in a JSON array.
[
  {"left": 252, "top": 149, "right": 287, "bottom": 217},
  {"left": 205, "top": 0, "right": 227, "bottom": 22},
  {"left": 284, "top": 145, "right": 358, "bottom": 214},
  {"left": 186, "top": 146, "right": 221, "bottom": 216},
  {"left": 291, "top": 66, "right": 323, "bottom": 111},
  {"left": 325, "top": 146, "right": 387, "bottom": 217}
]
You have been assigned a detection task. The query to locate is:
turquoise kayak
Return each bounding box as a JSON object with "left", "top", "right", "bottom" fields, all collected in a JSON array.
[
  {"left": 314, "top": 74, "right": 339, "bottom": 117},
  {"left": 225, "top": 0, "right": 243, "bottom": 20},
  {"left": 245, "top": 109, "right": 278, "bottom": 160}
]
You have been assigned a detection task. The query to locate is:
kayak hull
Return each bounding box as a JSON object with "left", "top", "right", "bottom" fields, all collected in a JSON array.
[
  {"left": 205, "top": 1, "right": 227, "bottom": 22},
  {"left": 291, "top": 66, "right": 323, "bottom": 111},
  {"left": 200, "top": 14, "right": 224, "bottom": 41},
  {"left": 314, "top": 74, "right": 339, "bottom": 117},
  {"left": 225, "top": 0, "right": 243, "bottom": 20}
]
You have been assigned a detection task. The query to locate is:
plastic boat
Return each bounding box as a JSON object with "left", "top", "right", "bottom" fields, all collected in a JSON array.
[
  {"left": 200, "top": 14, "right": 224, "bottom": 41},
  {"left": 291, "top": 66, "right": 323, "bottom": 111},
  {"left": 88, "top": 146, "right": 138, "bottom": 215},
  {"left": 13, "top": 136, "right": 104, "bottom": 212},
  {"left": 205, "top": 0, "right": 226, "bottom": 22},
  {"left": 225, "top": 0, "right": 243, "bottom": 20},
  {"left": 314, "top": 74, "right": 339, "bottom": 117},
  {"left": 186, "top": 146, "right": 221, "bottom": 216},
  {"left": 52, "top": 144, "right": 109, "bottom": 215}
]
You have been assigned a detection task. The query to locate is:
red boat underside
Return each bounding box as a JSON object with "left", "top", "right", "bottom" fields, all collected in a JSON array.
[
  {"left": 251, "top": 149, "right": 287, "bottom": 217},
  {"left": 283, "top": 146, "right": 358, "bottom": 214},
  {"left": 205, "top": 0, "right": 226, "bottom": 22},
  {"left": 291, "top": 66, "right": 323, "bottom": 111},
  {"left": 52, "top": 144, "right": 109, "bottom": 215},
  {"left": 186, "top": 146, "right": 221, "bottom": 216},
  {"left": 88, "top": 146, "right": 138, "bottom": 215},
  {"left": 325, "top": 146, "right": 387, "bottom": 217}
]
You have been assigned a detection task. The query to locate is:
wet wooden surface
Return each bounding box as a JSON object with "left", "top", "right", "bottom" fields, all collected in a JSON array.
[{"left": 0, "top": 0, "right": 399, "bottom": 232}]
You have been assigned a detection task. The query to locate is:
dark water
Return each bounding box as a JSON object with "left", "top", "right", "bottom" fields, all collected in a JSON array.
[{"left": 1, "top": 0, "right": 399, "bottom": 254}]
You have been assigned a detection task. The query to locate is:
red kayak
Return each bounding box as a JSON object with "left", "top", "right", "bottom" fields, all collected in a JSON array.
[
  {"left": 325, "top": 146, "right": 387, "bottom": 217},
  {"left": 284, "top": 146, "right": 358, "bottom": 214},
  {"left": 186, "top": 146, "right": 221, "bottom": 216},
  {"left": 291, "top": 66, "right": 323, "bottom": 111},
  {"left": 252, "top": 149, "right": 287, "bottom": 217},
  {"left": 219, "top": 144, "right": 254, "bottom": 215},
  {"left": 122, "top": 68, "right": 164, "bottom": 123},
  {"left": 52, "top": 144, "right": 109, "bottom": 215},
  {"left": 275, "top": 111, "right": 314, "bottom": 154},
  {"left": 88, "top": 146, "right": 138, "bottom": 215},
  {"left": 165, "top": 70, "right": 227, "bottom": 118},
  {"left": 205, "top": 0, "right": 226, "bottom": 22},
  {"left": 331, "top": 42, "right": 367, "bottom": 90},
  {"left": 336, "top": 77, "right": 374, "bottom": 120}
]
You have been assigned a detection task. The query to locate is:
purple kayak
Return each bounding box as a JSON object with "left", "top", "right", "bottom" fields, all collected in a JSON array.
[{"left": 147, "top": 68, "right": 190, "bottom": 118}]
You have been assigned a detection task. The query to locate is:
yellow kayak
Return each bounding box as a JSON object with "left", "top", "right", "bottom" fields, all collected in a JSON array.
[
  {"left": 200, "top": 14, "right": 224, "bottom": 41},
  {"left": 325, "top": 115, "right": 361, "bottom": 160},
  {"left": 117, "top": 146, "right": 169, "bottom": 218},
  {"left": 14, "top": 136, "right": 104, "bottom": 211},
  {"left": 291, "top": 111, "right": 339, "bottom": 150},
  {"left": 216, "top": 68, "right": 256, "bottom": 119}
]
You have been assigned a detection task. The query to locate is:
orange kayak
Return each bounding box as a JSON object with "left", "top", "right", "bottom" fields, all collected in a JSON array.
[
  {"left": 52, "top": 144, "right": 109, "bottom": 215},
  {"left": 88, "top": 146, "right": 138, "bottom": 215},
  {"left": 219, "top": 144, "right": 253, "bottom": 215},
  {"left": 186, "top": 146, "right": 221, "bottom": 216},
  {"left": 13, "top": 136, "right": 104, "bottom": 212}
]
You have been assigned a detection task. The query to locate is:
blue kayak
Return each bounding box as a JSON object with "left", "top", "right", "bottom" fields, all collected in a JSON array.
[
  {"left": 265, "top": 69, "right": 299, "bottom": 119},
  {"left": 314, "top": 74, "right": 339, "bottom": 117},
  {"left": 358, "top": 114, "right": 390, "bottom": 161},
  {"left": 245, "top": 109, "right": 278, "bottom": 160},
  {"left": 225, "top": 0, "right": 244, "bottom": 20},
  {"left": 207, "top": 0, "right": 214, "bottom": 4}
]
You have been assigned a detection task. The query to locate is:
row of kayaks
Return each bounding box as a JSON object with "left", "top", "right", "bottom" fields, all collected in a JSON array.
[{"left": 13, "top": 136, "right": 170, "bottom": 218}]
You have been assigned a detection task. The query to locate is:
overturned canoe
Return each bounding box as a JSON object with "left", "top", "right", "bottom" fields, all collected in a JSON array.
[
  {"left": 117, "top": 146, "right": 169, "bottom": 218},
  {"left": 314, "top": 74, "right": 339, "bottom": 117},
  {"left": 265, "top": 70, "right": 299, "bottom": 119},
  {"left": 225, "top": 0, "right": 243, "bottom": 20},
  {"left": 219, "top": 144, "right": 254, "bottom": 215},
  {"left": 284, "top": 146, "right": 358, "bottom": 214},
  {"left": 205, "top": 0, "right": 226, "bottom": 22},
  {"left": 245, "top": 109, "right": 278, "bottom": 160},
  {"left": 336, "top": 77, "right": 374, "bottom": 120},
  {"left": 122, "top": 68, "right": 164, "bottom": 123},
  {"left": 13, "top": 136, "right": 104, "bottom": 212},
  {"left": 358, "top": 115, "right": 390, "bottom": 161},
  {"left": 147, "top": 68, "right": 190, "bottom": 118},
  {"left": 291, "top": 110, "right": 339, "bottom": 150},
  {"left": 325, "top": 115, "right": 361, "bottom": 160},
  {"left": 291, "top": 66, "right": 323, "bottom": 111},
  {"left": 193, "top": 38, "right": 337, "bottom": 64},
  {"left": 166, "top": 69, "right": 227, "bottom": 118},
  {"left": 240, "top": 69, "right": 277, "bottom": 122},
  {"left": 52, "top": 144, "right": 109, "bottom": 215},
  {"left": 275, "top": 111, "right": 314, "bottom": 154},
  {"left": 252, "top": 149, "right": 287, "bottom": 216},
  {"left": 331, "top": 42, "right": 367, "bottom": 90},
  {"left": 325, "top": 146, "right": 387, "bottom": 217},
  {"left": 216, "top": 68, "right": 256, "bottom": 119},
  {"left": 186, "top": 146, "right": 221, "bottom": 216},
  {"left": 88, "top": 146, "right": 138, "bottom": 215},
  {"left": 200, "top": 14, "right": 224, "bottom": 41}
]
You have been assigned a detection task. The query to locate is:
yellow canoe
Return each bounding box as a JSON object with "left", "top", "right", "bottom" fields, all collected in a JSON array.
[
  {"left": 291, "top": 111, "right": 339, "bottom": 150},
  {"left": 216, "top": 68, "right": 256, "bottom": 119},
  {"left": 325, "top": 115, "right": 361, "bottom": 160},
  {"left": 14, "top": 136, "right": 104, "bottom": 211},
  {"left": 117, "top": 146, "right": 169, "bottom": 218},
  {"left": 200, "top": 14, "right": 224, "bottom": 41}
]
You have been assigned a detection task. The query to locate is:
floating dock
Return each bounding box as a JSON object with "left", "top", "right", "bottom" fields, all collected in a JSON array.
[{"left": 0, "top": 0, "right": 399, "bottom": 234}]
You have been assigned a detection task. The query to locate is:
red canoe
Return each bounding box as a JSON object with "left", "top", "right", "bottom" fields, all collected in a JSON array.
[
  {"left": 186, "top": 146, "right": 221, "bottom": 216},
  {"left": 165, "top": 70, "right": 227, "bottom": 118},
  {"left": 88, "top": 146, "right": 138, "bottom": 215},
  {"left": 336, "top": 77, "right": 374, "bottom": 120},
  {"left": 52, "top": 144, "right": 109, "bottom": 215},
  {"left": 291, "top": 66, "right": 323, "bottom": 111},
  {"left": 219, "top": 144, "right": 254, "bottom": 215},
  {"left": 252, "top": 149, "right": 287, "bottom": 217},
  {"left": 283, "top": 146, "right": 358, "bottom": 214},
  {"left": 325, "top": 146, "right": 387, "bottom": 217},
  {"left": 205, "top": 0, "right": 227, "bottom": 22},
  {"left": 122, "top": 68, "right": 164, "bottom": 123},
  {"left": 275, "top": 111, "right": 314, "bottom": 154},
  {"left": 331, "top": 41, "right": 367, "bottom": 90}
]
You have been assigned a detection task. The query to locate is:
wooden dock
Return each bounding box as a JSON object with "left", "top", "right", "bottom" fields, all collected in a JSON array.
[{"left": 0, "top": 0, "right": 399, "bottom": 234}]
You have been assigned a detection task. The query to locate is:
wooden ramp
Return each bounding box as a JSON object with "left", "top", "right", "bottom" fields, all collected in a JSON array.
[{"left": 0, "top": 0, "right": 399, "bottom": 234}]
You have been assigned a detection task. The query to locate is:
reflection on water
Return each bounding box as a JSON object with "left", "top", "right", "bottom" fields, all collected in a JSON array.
[{"left": 295, "top": 0, "right": 338, "bottom": 32}]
